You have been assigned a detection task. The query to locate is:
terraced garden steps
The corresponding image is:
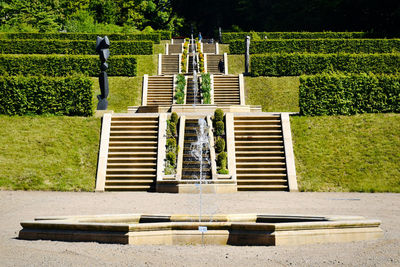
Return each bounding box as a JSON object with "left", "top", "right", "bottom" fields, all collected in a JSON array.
[
  {"left": 161, "top": 55, "right": 179, "bottom": 75},
  {"left": 213, "top": 75, "right": 241, "bottom": 105},
  {"left": 105, "top": 116, "right": 159, "bottom": 191},
  {"left": 182, "top": 119, "right": 212, "bottom": 180},
  {"left": 168, "top": 44, "right": 183, "bottom": 54},
  {"left": 186, "top": 77, "right": 201, "bottom": 104},
  {"left": 234, "top": 114, "right": 288, "bottom": 191},
  {"left": 146, "top": 76, "right": 174, "bottom": 106},
  {"left": 206, "top": 54, "right": 223, "bottom": 74},
  {"left": 203, "top": 43, "right": 217, "bottom": 54}
]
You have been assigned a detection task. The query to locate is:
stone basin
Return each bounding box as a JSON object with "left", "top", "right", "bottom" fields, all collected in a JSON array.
[{"left": 19, "top": 214, "right": 383, "bottom": 246}]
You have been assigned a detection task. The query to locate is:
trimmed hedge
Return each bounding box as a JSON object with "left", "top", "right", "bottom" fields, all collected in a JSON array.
[
  {"left": 0, "top": 75, "right": 93, "bottom": 116},
  {"left": 229, "top": 39, "right": 400, "bottom": 54},
  {"left": 0, "top": 54, "right": 137, "bottom": 77},
  {"left": 251, "top": 53, "right": 400, "bottom": 77},
  {"left": 0, "top": 39, "right": 153, "bottom": 55},
  {"left": 299, "top": 73, "right": 400, "bottom": 115},
  {"left": 0, "top": 32, "right": 161, "bottom": 44},
  {"left": 221, "top": 32, "right": 368, "bottom": 43},
  {"left": 156, "top": 30, "right": 172, "bottom": 40}
]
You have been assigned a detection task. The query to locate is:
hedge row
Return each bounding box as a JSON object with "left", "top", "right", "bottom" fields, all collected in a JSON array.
[
  {"left": 0, "top": 54, "right": 137, "bottom": 77},
  {"left": 0, "top": 32, "right": 161, "bottom": 44},
  {"left": 299, "top": 73, "right": 400, "bottom": 115},
  {"left": 157, "top": 30, "right": 172, "bottom": 40},
  {"left": 0, "top": 39, "right": 153, "bottom": 55},
  {"left": 251, "top": 53, "right": 400, "bottom": 76},
  {"left": 0, "top": 75, "right": 93, "bottom": 116},
  {"left": 221, "top": 32, "right": 368, "bottom": 43},
  {"left": 229, "top": 39, "right": 400, "bottom": 54}
]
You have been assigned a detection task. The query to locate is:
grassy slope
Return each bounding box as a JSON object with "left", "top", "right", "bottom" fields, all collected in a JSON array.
[
  {"left": 91, "top": 52, "right": 158, "bottom": 112},
  {"left": 291, "top": 113, "right": 400, "bottom": 192},
  {"left": 0, "top": 116, "right": 100, "bottom": 191},
  {"left": 245, "top": 76, "right": 300, "bottom": 112}
]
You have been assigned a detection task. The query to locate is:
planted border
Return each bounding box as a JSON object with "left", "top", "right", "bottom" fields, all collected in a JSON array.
[
  {"left": 175, "top": 74, "right": 186, "bottom": 104},
  {"left": 251, "top": 53, "right": 400, "bottom": 77},
  {"left": 0, "top": 32, "right": 161, "bottom": 44},
  {"left": 200, "top": 73, "right": 211, "bottom": 104},
  {"left": 299, "top": 73, "right": 400, "bottom": 115},
  {"left": 0, "top": 75, "right": 93, "bottom": 116},
  {"left": 221, "top": 32, "right": 369, "bottom": 43},
  {"left": 0, "top": 54, "right": 137, "bottom": 77},
  {"left": 0, "top": 39, "right": 153, "bottom": 55},
  {"left": 165, "top": 112, "right": 179, "bottom": 175},
  {"left": 229, "top": 39, "right": 400, "bottom": 54}
]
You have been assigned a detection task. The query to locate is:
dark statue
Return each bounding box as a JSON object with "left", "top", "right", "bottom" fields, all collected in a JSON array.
[{"left": 96, "top": 36, "right": 110, "bottom": 110}]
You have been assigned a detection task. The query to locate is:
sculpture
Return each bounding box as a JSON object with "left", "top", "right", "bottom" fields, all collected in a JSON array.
[{"left": 96, "top": 36, "right": 110, "bottom": 110}]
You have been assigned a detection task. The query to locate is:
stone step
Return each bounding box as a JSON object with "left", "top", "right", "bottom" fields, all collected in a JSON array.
[
  {"left": 237, "top": 179, "right": 288, "bottom": 185},
  {"left": 237, "top": 185, "right": 288, "bottom": 191},
  {"left": 107, "top": 158, "right": 157, "bottom": 163},
  {"left": 105, "top": 185, "right": 154, "bottom": 191},
  {"left": 235, "top": 156, "right": 285, "bottom": 162},
  {"left": 235, "top": 146, "right": 284, "bottom": 151},
  {"left": 106, "top": 174, "right": 156, "bottom": 178},
  {"left": 236, "top": 168, "right": 287, "bottom": 173},
  {"left": 105, "top": 179, "right": 155, "bottom": 185}
]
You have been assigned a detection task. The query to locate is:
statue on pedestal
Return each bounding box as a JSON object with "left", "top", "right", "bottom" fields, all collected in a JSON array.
[{"left": 96, "top": 36, "right": 110, "bottom": 110}]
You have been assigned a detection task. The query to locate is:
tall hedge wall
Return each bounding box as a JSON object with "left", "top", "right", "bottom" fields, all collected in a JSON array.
[
  {"left": 156, "top": 30, "right": 172, "bottom": 40},
  {"left": 251, "top": 53, "right": 400, "bottom": 76},
  {"left": 221, "top": 32, "right": 368, "bottom": 43},
  {"left": 0, "top": 39, "right": 153, "bottom": 55},
  {"left": 229, "top": 39, "right": 400, "bottom": 54},
  {"left": 0, "top": 75, "right": 93, "bottom": 116},
  {"left": 299, "top": 73, "right": 400, "bottom": 115},
  {"left": 0, "top": 32, "right": 161, "bottom": 44},
  {"left": 0, "top": 54, "right": 137, "bottom": 77}
]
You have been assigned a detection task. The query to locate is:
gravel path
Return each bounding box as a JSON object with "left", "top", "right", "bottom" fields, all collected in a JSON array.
[{"left": 1, "top": 191, "right": 399, "bottom": 266}]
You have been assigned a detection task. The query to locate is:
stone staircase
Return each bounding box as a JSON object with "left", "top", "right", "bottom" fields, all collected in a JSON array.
[
  {"left": 172, "top": 38, "right": 185, "bottom": 44},
  {"left": 168, "top": 44, "right": 183, "bottom": 54},
  {"left": 234, "top": 114, "right": 288, "bottom": 191},
  {"left": 147, "top": 76, "right": 174, "bottom": 106},
  {"left": 188, "top": 55, "right": 194, "bottom": 74},
  {"left": 186, "top": 77, "right": 201, "bottom": 104},
  {"left": 206, "top": 54, "right": 223, "bottom": 74},
  {"left": 203, "top": 43, "right": 217, "bottom": 54},
  {"left": 213, "top": 75, "right": 241, "bottom": 105},
  {"left": 104, "top": 116, "right": 159, "bottom": 191},
  {"left": 182, "top": 119, "right": 212, "bottom": 180},
  {"left": 161, "top": 55, "right": 179, "bottom": 75}
]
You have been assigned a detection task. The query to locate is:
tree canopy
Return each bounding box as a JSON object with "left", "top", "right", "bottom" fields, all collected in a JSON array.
[{"left": 0, "top": 0, "right": 399, "bottom": 36}]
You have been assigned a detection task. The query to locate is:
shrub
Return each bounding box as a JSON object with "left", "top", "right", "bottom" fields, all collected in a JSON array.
[
  {"left": 229, "top": 39, "right": 400, "bottom": 54},
  {"left": 175, "top": 74, "right": 186, "bottom": 104},
  {"left": 0, "top": 54, "right": 137, "bottom": 77},
  {"left": 251, "top": 53, "right": 400, "bottom": 77},
  {"left": 217, "top": 152, "right": 227, "bottom": 169},
  {"left": 0, "top": 39, "right": 153, "bottom": 55},
  {"left": 166, "top": 138, "right": 177, "bottom": 149},
  {"left": 215, "top": 137, "right": 225, "bottom": 153},
  {"left": 215, "top": 121, "right": 225, "bottom": 136},
  {"left": 200, "top": 73, "right": 211, "bottom": 104},
  {"left": 170, "top": 112, "right": 179, "bottom": 125},
  {"left": 168, "top": 121, "right": 177, "bottom": 137},
  {"left": 156, "top": 30, "right": 172, "bottom": 40},
  {"left": 221, "top": 32, "right": 369, "bottom": 43},
  {"left": 214, "top": 108, "right": 224, "bottom": 122},
  {"left": 166, "top": 151, "right": 176, "bottom": 167},
  {"left": 218, "top": 168, "right": 229, "bottom": 174},
  {"left": 0, "top": 32, "right": 161, "bottom": 43},
  {"left": 0, "top": 75, "right": 93, "bottom": 116},
  {"left": 299, "top": 73, "right": 400, "bottom": 115}
]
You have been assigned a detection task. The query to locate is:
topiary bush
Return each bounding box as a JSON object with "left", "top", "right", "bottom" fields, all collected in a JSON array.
[
  {"left": 217, "top": 152, "right": 227, "bottom": 170},
  {"left": 215, "top": 137, "right": 225, "bottom": 153},
  {"left": 166, "top": 151, "right": 176, "bottom": 167},
  {"left": 0, "top": 75, "right": 93, "bottom": 116},
  {"left": 215, "top": 121, "right": 225, "bottom": 136},
  {"left": 214, "top": 108, "right": 224, "bottom": 122},
  {"left": 170, "top": 112, "right": 179, "bottom": 125}
]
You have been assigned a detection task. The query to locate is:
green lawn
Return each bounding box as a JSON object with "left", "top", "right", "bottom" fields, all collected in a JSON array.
[
  {"left": 228, "top": 55, "right": 244, "bottom": 75},
  {"left": 291, "top": 113, "right": 400, "bottom": 192},
  {"left": 245, "top": 76, "right": 300, "bottom": 112},
  {"left": 0, "top": 116, "right": 100, "bottom": 191},
  {"left": 92, "top": 77, "right": 142, "bottom": 113}
]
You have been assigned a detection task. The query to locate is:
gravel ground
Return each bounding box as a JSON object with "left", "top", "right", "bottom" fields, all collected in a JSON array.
[{"left": 0, "top": 191, "right": 399, "bottom": 266}]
